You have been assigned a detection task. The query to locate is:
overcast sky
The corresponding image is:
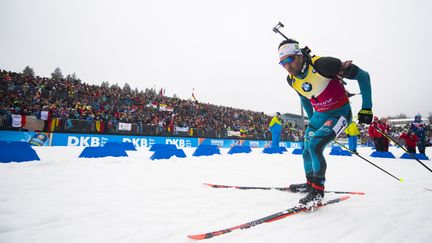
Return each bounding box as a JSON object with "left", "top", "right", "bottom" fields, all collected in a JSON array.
[{"left": 1, "top": 0, "right": 431, "bottom": 118}]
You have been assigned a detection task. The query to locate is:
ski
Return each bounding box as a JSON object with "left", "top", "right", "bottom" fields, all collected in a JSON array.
[
  {"left": 188, "top": 196, "right": 350, "bottom": 240},
  {"left": 204, "top": 183, "right": 365, "bottom": 195}
]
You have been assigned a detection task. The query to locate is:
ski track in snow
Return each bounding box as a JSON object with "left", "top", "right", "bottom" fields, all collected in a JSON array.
[{"left": 0, "top": 146, "right": 431, "bottom": 243}]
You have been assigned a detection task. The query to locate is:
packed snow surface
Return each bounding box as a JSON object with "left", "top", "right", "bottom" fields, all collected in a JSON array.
[{"left": 1, "top": 146, "right": 432, "bottom": 243}]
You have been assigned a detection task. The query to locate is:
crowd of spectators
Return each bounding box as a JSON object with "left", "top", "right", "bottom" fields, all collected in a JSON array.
[
  {"left": 2, "top": 68, "right": 429, "bottom": 145},
  {"left": 341, "top": 117, "right": 432, "bottom": 152},
  {"left": 0, "top": 69, "right": 303, "bottom": 141}
]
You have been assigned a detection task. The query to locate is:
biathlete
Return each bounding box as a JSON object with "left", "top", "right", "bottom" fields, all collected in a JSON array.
[{"left": 277, "top": 39, "right": 373, "bottom": 206}]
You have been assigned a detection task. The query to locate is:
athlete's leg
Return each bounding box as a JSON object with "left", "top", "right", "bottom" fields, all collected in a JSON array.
[
  {"left": 302, "top": 126, "right": 316, "bottom": 183},
  {"left": 309, "top": 116, "right": 349, "bottom": 188}
]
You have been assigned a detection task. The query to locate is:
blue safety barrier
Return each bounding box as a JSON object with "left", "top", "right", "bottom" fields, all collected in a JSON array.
[
  {"left": 193, "top": 144, "right": 221, "bottom": 157},
  {"left": 150, "top": 144, "right": 177, "bottom": 152},
  {"left": 0, "top": 141, "right": 40, "bottom": 163},
  {"left": 228, "top": 145, "right": 252, "bottom": 154},
  {"left": 150, "top": 144, "right": 186, "bottom": 160},
  {"left": 400, "top": 153, "right": 429, "bottom": 160},
  {"left": 79, "top": 146, "right": 128, "bottom": 158},
  {"left": 262, "top": 147, "right": 284, "bottom": 154},
  {"left": 292, "top": 148, "right": 303, "bottom": 155},
  {"left": 329, "top": 146, "right": 352, "bottom": 156},
  {"left": 370, "top": 151, "right": 396, "bottom": 158},
  {"left": 104, "top": 142, "right": 137, "bottom": 151}
]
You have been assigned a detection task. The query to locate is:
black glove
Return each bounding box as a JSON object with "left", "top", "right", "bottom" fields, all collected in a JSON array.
[{"left": 358, "top": 108, "right": 373, "bottom": 124}]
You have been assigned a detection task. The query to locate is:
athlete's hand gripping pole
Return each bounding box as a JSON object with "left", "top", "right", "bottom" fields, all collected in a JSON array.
[{"left": 358, "top": 108, "right": 373, "bottom": 124}]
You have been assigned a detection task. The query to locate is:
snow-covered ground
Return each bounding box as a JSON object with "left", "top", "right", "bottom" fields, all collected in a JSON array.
[{"left": 1, "top": 146, "right": 432, "bottom": 243}]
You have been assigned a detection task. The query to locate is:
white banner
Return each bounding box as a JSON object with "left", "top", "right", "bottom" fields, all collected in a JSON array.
[
  {"left": 118, "top": 122, "right": 132, "bottom": 131},
  {"left": 159, "top": 104, "right": 167, "bottom": 111},
  {"left": 11, "top": 114, "right": 22, "bottom": 127},
  {"left": 227, "top": 131, "right": 241, "bottom": 137},
  {"left": 159, "top": 104, "right": 174, "bottom": 112},
  {"left": 174, "top": 126, "right": 189, "bottom": 132},
  {"left": 40, "top": 111, "right": 49, "bottom": 120},
  {"left": 23, "top": 116, "right": 45, "bottom": 131}
]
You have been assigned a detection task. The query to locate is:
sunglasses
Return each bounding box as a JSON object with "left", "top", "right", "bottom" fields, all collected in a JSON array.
[{"left": 279, "top": 56, "right": 296, "bottom": 65}]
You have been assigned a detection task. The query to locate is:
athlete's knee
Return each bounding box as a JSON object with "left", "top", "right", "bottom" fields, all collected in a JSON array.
[
  {"left": 302, "top": 148, "right": 311, "bottom": 161},
  {"left": 309, "top": 137, "right": 324, "bottom": 153}
]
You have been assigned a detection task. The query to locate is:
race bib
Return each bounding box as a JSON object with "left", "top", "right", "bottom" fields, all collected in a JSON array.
[{"left": 332, "top": 116, "right": 348, "bottom": 137}]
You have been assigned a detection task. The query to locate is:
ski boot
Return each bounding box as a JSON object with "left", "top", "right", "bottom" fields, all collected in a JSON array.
[
  {"left": 289, "top": 181, "right": 311, "bottom": 193},
  {"left": 299, "top": 183, "right": 324, "bottom": 209}
]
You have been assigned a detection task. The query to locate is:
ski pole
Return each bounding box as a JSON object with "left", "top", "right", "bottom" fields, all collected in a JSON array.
[
  {"left": 374, "top": 127, "right": 432, "bottom": 174},
  {"left": 333, "top": 140, "right": 404, "bottom": 182}
]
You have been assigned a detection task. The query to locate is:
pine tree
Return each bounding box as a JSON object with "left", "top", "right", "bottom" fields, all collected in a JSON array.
[
  {"left": 101, "top": 81, "right": 110, "bottom": 88},
  {"left": 110, "top": 83, "right": 120, "bottom": 89},
  {"left": 23, "top": 66, "right": 35, "bottom": 77},
  {"left": 51, "top": 67, "right": 63, "bottom": 79},
  {"left": 65, "top": 72, "right": 81, "bottom": 83},
  {"left": 123, "top": 82, "right": 131, "bottom": 92}
]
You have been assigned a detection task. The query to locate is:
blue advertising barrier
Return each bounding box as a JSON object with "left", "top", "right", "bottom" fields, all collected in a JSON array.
[
  {"left": 52, "top": 133, "right": 197, "bottom": 148},
  {"left": 0, "top": 131, "right": 303, "bottom": 149},
  {"left": 199, "top": 138, "right": 302, "bottom": 149},
  {"left": 0, "top": 131, "right": 51, "bottom": 146},
  {"left": 0, "top": 141, "right": 40, "bottom": 163}
]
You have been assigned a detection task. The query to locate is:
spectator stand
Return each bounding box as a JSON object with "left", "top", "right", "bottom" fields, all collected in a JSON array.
[
  {"left": 0, "top": 69, "right": 306, "bottom": 143},
  {"left": 6, "top": 68, "right": 430, "bottom": 152}
]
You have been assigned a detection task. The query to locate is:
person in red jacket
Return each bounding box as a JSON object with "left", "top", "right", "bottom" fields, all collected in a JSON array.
[
  {"left": 368, "top": 116, "right": 385, "bottom": 152},
  {"left": 400, "top": 130, "right": 419, "bottom": 154}
]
